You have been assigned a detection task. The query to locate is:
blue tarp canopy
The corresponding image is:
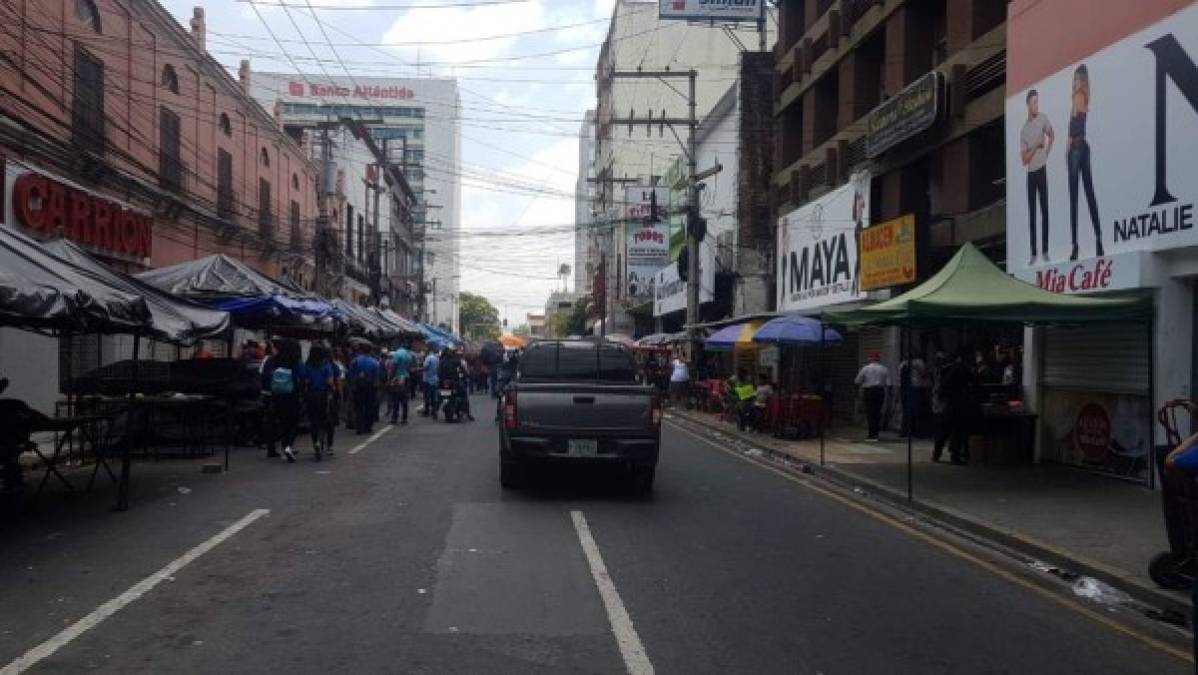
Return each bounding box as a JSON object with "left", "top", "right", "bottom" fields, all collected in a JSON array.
[
  {"left": 417, "top": 322, "right": 460, "bottom": 346},
  {"left": 137, "top": 254, "right": 338, "bottom": 334},
  {"left": 752, "top": 315, "right": 843, "bottom": 347}
]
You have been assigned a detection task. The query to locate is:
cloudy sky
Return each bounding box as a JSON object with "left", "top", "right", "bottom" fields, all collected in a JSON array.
[{"left": 162, "top": 0, "right": 620, "bottom": 324}]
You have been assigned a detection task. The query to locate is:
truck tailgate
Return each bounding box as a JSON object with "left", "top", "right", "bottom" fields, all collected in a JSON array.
[{"left": 514, "top": 384, "right": 652, "bottom": 434}]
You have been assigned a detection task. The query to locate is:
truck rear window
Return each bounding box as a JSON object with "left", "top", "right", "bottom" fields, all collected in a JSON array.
[{"left": 518, "top": 341, "right": 637, "bottom": 383}]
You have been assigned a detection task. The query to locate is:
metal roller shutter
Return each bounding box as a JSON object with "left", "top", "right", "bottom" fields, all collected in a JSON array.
[{"left": 1043, "top": 324, "right": 1150, "bottom": 395}]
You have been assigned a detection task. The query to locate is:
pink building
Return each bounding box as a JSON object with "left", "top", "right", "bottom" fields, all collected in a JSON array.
[{"left": 0, "top": 0, "right": 318, "bottom": 285}]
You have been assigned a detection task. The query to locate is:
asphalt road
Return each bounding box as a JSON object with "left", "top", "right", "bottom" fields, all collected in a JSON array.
[{"left": 0, "top": 395, "right": 1190, "bottom": 674}]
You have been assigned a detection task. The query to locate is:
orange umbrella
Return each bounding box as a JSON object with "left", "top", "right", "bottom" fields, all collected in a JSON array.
[{"left": 498, "top": 334, "right": 527, "bottom": 349}]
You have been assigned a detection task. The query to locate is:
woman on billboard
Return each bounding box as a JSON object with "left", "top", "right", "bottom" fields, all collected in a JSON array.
[{"left": 1066, "top": 64, "right": 1104, "bottom": 260}]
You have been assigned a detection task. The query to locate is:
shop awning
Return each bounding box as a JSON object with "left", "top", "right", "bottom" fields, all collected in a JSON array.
[
  {"left": 822, "top": 243, "right": 1152, "bottom": 326},
  {"left": 43, "top": 239, "right": 230, "bottom": 344},
  {"left": 752, "top": 315, "right": 843, "bottom": 347},
  {"left": 705, "top": 320, "right": 764, "bottom": 352},
  {"left": 0, "top": 225, "right": 151, "bottom": 333}
]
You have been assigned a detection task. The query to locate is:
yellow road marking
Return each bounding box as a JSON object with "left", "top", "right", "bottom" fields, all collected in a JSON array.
[{"left": 666, "top": 420, "right": 1193, "bottom": 663}]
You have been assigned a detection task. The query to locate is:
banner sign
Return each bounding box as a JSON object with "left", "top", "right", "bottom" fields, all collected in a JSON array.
[
  {"left": 866, "top": 71, "right": 943, "bottom": 158},
  {"left": 653, "top": 249, "right": 714, "bottom": 316},
  {"left": 624, "top": 187, "right": 671, "bottom": 302},
  {"left": 777, "top": 171, "right": 871, "bottom": 311},
  {"left": 1042, "top": 389, "right": 1150, "bottom": 481},
  {"left": 3, "top": 162, "right": 152, "bottom": 260},
  {"left": 1005, "top": 4, "right": 1198, "bottom": 287},
  {"left": 659, "top": 0, "right": 762, "bottom": 22},
  {"left": 859, "top": 214, "right": 916, "bottom": 291}
]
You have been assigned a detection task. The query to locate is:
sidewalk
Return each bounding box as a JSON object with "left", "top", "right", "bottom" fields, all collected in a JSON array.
[{"left": 669, "top": 407, "right": 1188, "bottom": 612}]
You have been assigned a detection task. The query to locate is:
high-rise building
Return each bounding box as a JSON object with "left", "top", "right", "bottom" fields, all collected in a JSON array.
[{"left": 250, "top": 74, "right": 461, "bottom": 332}]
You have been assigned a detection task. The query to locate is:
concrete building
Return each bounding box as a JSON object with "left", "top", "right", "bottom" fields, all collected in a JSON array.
[
  {"left": 575, "top": 110, "right": 597, "bottom": 296},
  {"left": 0, "top": 1, "right": 317, "bottom": 412},
  {"left": 251, "top": 74, "right": 461, "bottom": 331},
  {"left": 543, "top": 291, "right": 580, "bottom": 338},
  {"left": 592, "top": 0, "right": 774, "bottom": 336},
  {"left": 526, "top": 313, "right": 547, "bottom": 339}
]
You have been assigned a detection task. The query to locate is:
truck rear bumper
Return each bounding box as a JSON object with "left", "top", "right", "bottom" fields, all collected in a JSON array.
[{"left": 504, "top": 434, "right": 659, "bottom": 467}]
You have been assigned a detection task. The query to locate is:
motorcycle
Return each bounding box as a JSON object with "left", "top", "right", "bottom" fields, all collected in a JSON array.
[{"left": 438, "top": 379, "right": 466, "bottom": 422}]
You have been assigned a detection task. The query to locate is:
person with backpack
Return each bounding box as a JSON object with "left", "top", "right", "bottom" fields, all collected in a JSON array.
[
  {"left": 349, "top": 343, "right": 383, "bottom": 435},
  {"left": 303, "top": 344, "right": 337, "bottom": 460},
  {"left": 262, "top": 339, "right": 302, "bottom": 462}
]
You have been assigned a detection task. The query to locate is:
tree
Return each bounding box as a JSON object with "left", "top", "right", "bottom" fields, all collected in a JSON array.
[
  {"left": 550, "top": 296, "right": 590, "bottom": 337},
  {"left": 458, "top": 291, "right": 502, "bottom": 341}
]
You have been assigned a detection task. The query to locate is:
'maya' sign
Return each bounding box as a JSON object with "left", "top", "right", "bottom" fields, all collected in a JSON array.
[
  {"left": 776, "top": 172, "right": 870, "bottom": 312},
  {"left": 3, "top": 165, "right": 152, "bottom": 260}
]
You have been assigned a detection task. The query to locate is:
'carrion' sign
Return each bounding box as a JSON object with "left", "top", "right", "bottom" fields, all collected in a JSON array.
[{"left": 2, "top": 163, "right": 152, "bottom": 260}]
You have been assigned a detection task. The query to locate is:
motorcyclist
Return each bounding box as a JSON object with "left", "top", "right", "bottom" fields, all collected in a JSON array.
[{"left": 437, "top": 347, "right": 475, "bottom": 421}]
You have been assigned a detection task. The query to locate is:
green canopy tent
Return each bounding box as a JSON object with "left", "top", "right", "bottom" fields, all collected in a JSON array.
[
  {"left": 819, "top": 243, "right": 1153, "bottom": 499},
  {"left": 823, "top": 243, "right": 1151, "bottom": 326}
]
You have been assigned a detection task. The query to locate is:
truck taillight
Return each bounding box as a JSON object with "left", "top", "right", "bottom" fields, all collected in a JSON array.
[
  {"left": 504, "top": 393, "right": 518, "bottom": 430},
  {"left": 651, "top": 396, "right": 663, "bottom": 428}
]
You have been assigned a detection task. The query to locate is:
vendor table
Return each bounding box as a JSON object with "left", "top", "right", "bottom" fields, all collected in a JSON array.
[
  {"left": 970, "top": 407, "right": 1038, "bottom": 464},
  {"left": 29, "top": 413, "right": 119, "bottom": 508}
]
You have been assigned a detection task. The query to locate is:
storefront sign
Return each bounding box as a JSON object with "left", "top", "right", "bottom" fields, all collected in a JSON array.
[
  {"left": 2, "top": 165, "right": 152, "bottom": 260},
  {"left": 866, "top": 72, "right": 943, "bottom": 158},
  {"left": 1012, "top": 249, "right": 1145, "bottom": 294},
  {"left": 658, "top": 0, "right": 761, "bottom": 22},
  {"left": 1005, "top": 3, "right": 1198, "bottom": 284},
  {"left": 624, "top": 187, "right": 670, "bottom": 302},
  {"left": 653, "top": 250, "right": 713, "bottom": 316},
  {"left": 859, "top": 214, "right": 916, "bottom": 291},
  {"left": 288, "top": 81, "right": 415, "bottom": 100},
  {"left": 777, "top": 171, "right": 870, "bottom": 312}
]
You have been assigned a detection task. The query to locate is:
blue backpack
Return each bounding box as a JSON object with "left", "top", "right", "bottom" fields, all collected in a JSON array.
[{"left": 271, "top": 366, "right": 295, "bottom": 394}]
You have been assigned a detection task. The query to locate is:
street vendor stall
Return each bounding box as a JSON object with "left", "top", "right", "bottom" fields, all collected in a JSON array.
[{"left": 824, "top": 243, "right": 1151, "bottom": 499}]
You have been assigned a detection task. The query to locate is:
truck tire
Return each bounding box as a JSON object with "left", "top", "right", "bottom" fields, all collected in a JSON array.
[
  {"left": 628, "top": 465, "right": 656, "bottom": 496},
  {"left": 500, "top": 459, "right": 527, "bottom": 489}
]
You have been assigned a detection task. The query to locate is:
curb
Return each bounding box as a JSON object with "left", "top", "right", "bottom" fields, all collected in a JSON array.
[{"left": 668, "top": 408, "right": 1193, "bottom": 618}]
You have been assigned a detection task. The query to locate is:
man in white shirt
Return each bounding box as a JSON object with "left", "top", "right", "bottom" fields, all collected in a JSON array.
[
  {"left": 855, "top": 352, "right": 890, "bottom": 441},
  {"left": 669, "top": 354, "right": 690, "bottom": 406}
]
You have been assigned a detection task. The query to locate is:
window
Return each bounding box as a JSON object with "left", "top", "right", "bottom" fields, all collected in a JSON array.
[
  {"left": 292, "top": 173, "right": 300, "bottom": 190},
  {"left": 158, "top": 107, "right": 182, "bottom": 191},
  {"left": 356, "top": 215, "right": 364, "bottom": 262},
  {"left": 219, "top": 113, "right": 231, "bottom": 137},
  {"left": 345, "top": 205, "right": 354, "bottom": 257},
  {"left": 160, "top": 64, "right": 178, "bottom": 94},
  {"left": 71, "top": 45, "right": 105, "bottom": 156},
  {"left": 289, "top": 200, "right": 302, "bottom": 249},
  {"left": 260, "top": 147, "right": 270, "bottom": 167},
  {"left": 217, "top": 149, "right": 234, "bottom": 219},
  {"left": 258, "top": 178, "right": 273, "bottom": 237},
  {"left": 74, "top": 0, "right": 101, "bottom": 33}
]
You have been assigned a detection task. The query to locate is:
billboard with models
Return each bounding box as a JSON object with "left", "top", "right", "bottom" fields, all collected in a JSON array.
[{"left": 1005, "top": 1, "right": 1198, "bottom": 292}]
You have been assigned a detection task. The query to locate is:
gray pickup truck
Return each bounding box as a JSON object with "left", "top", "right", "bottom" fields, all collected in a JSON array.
[{"left": 498, "top": 339, "right": 662, "bottom": 493}]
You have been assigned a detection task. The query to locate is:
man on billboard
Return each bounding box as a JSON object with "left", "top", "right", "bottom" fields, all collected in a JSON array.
[{"left": 1020, "top": 89, "right": 1054, "bottom": 265}]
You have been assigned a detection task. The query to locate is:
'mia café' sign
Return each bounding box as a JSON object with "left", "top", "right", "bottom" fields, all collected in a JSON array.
[{"left": 3, "top": 165, "right": 153, "bottom": 259}]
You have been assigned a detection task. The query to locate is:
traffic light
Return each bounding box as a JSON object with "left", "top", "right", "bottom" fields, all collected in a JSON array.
[
  {"left": 688, "top": 206, "right": 707, "bottom": 243},
  {"left": 677, "top": 246, "right": 688, "bottom": 282}
]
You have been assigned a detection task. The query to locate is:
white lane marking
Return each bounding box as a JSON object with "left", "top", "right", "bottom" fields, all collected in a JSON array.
[
  {"left": 570, "top": 510, "right": 654, "bottom": 675},
  {"left": 348, "top": 425, "right": 394, "bottom": 455},
  {"left": 1, "top": 508, "right": 270, "bottom": 674}
]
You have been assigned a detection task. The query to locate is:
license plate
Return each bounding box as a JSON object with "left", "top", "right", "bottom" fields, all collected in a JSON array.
[
  {"left": 439, "top": 389, "right": 453, "bottom": 397},
  {"left": 568, "top": 439, "right": 598, "bottom": 456}
]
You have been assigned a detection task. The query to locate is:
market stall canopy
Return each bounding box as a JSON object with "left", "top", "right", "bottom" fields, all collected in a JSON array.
[
  {"left": 0, "top": 224, "right": 151, "bottom": 333},
  {"left": 705, "top": 320, "right": 765, "bottom": 352},
  {"left": 44, "top": 239, "right": 230, "bottom": 344},
  {"left": 375, "top": 308, "right": 423, "bottom": 337},
  {"left": 136, "top": 254, "right": 338, "bottom": 333},
  {"left": 752, "top": 316, "right": 843, "bottom": 347},
  {"left": 332, "top": 300, "right": 404, "bottom": 341},
  {"left": 822, "top": 243, "right": 1152, "bottom": 326},
  {"left": 418, "top": 322, "right": 460, "bottom": 347},
  {"left": 636, "top": 332, "right": 686, "bottom": 348}
]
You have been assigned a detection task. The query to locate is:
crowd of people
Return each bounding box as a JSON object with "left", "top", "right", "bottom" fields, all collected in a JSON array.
[{"left": 247, "top": 338, "right": 521, "bottom": 463}]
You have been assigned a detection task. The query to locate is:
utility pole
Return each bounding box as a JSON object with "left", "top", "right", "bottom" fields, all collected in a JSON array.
[
  {"left": 605, "top": 69, "right": 713, "bottom": 354},
  {"left": 314, "top": 127, "right": 332, "bottom": 299}
]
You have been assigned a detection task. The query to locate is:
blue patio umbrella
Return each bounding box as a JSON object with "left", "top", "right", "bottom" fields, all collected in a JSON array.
[{"left": 752, "top": 315, "right": 843, "bottom": 346}]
